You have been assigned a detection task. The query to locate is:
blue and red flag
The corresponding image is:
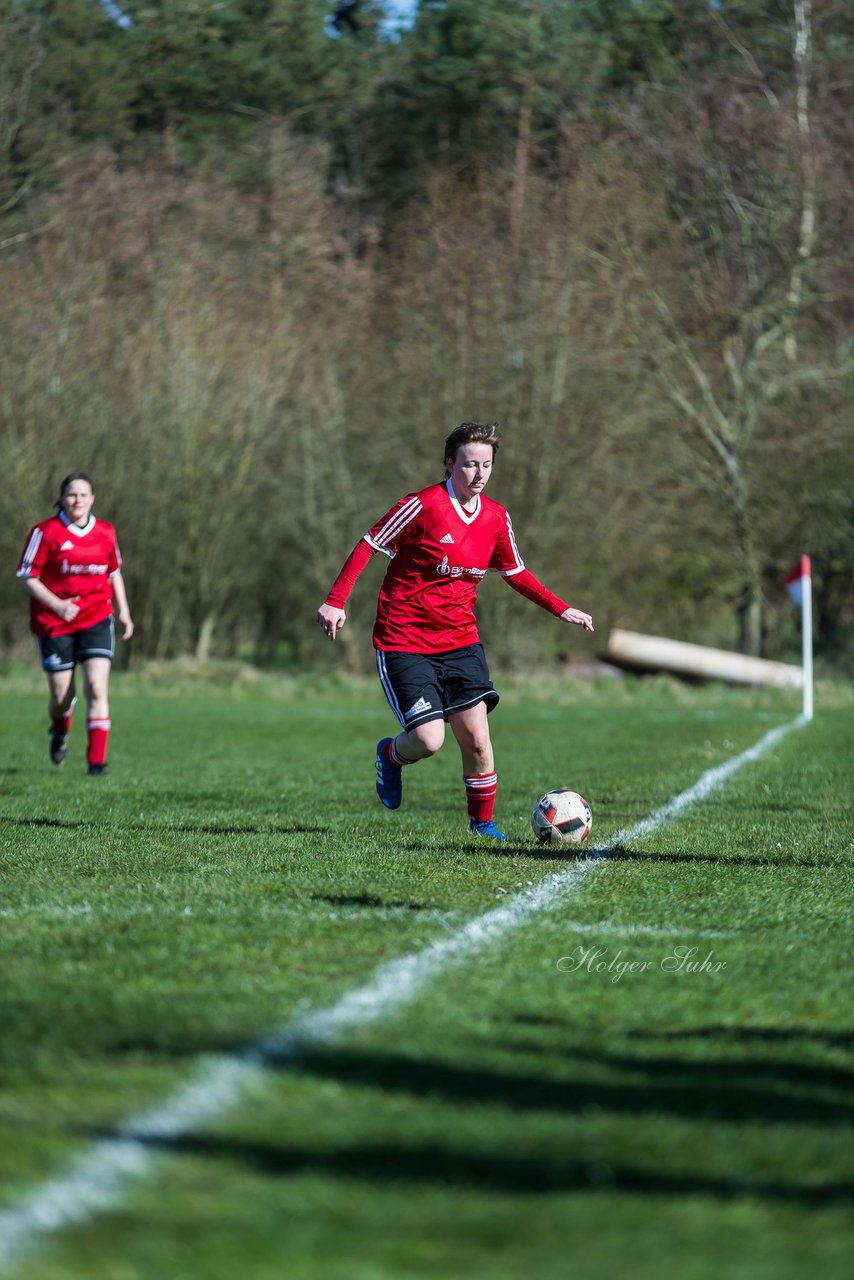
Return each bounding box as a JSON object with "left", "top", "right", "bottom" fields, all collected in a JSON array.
[{"left": 784, "top": 555, "right": 811, "bottom": 607}]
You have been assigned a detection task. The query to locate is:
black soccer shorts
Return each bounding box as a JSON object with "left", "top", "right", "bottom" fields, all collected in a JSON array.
[
  {"left": 375, "top": 643, "right": 499, "bottom": 729},
  {"left": 37, "top": 617, "right": 116, "bottom": 672}
]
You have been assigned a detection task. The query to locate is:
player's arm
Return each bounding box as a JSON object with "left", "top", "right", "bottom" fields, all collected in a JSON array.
[
  {"left": 492, "top": 512, "right": 593, "bottom": 631},
  {"left": 316, "top": 539, "right": 377, "bottom": 642},
  {"left": 502, "top": 568, "right": 594, "bottom": 632},
  {"left": 17, "top": 526, "right": 80, "bottom": 622},
  {"left": 110, "top": 570, "right": 134, "bottom": 640},
  {"left": 18, "top": 573, "right": 80, "bottom": 623},
  {"left": 316, "top": 494, "right": 419, "bottom": 642}
]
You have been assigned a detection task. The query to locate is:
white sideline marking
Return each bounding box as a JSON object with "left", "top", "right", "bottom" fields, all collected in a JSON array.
[{"left": 0, "top": 717, "right": 803, "bottom": 1268}]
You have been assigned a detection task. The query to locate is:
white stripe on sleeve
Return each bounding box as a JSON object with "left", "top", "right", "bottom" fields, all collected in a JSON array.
[
  {"left": 371, "top": 496, "right": 423, "bottom": 550},
  {"left": 16, "top": 528, "right": 43, "bottom": 578},
  {"left": 504, "top": 512, "right": 524, "bottom": 571}
]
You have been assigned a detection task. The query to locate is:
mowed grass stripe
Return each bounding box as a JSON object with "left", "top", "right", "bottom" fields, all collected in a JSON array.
[{"left": 0, "top": 702, "right": 803, "bottom": 1271}]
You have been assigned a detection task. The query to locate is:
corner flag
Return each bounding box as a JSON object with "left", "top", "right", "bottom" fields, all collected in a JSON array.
[
  {"left": 784, "top": 555, "right": 810, "bottom": 607},
  {"left": 784, "top": 555, "right": 813, "bottom": 720}
]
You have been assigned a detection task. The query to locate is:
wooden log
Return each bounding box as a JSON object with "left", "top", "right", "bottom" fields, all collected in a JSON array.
[{"left": 606, "top": 629, "right": 803, "bottom": 688}]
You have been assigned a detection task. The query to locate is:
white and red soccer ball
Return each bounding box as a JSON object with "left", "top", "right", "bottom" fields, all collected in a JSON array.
[{"left": 531, "top": 789, "right": 592, "bottom": 845}]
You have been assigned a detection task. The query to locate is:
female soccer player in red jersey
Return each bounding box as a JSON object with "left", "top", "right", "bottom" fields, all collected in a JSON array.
[
  {"left": 316, "top": 423, "right": 594, "bottom": 840},
  {"left": 16, "top": 473, "right": 134, "bottom": 775}
]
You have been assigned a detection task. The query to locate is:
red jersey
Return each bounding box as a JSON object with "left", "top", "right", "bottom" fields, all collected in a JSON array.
[
  {"left": 338, "top": 480, "right": 525, "bottom": 653},
  {"left": 17, "top": 512, "right": 122, "bottom": 637}
]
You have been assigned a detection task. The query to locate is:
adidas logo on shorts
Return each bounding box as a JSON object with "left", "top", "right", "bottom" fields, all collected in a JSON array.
[{"left": 406, "top": 696, "right": 433, "bottom": 717}]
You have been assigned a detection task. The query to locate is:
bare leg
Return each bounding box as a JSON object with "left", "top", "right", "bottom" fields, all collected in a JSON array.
[
  {"left": 449, "top": 702, "right": 504, "bottom": 837},
  {"left": 45, "top": 668, "right": 76, "bottom": 720},
  {"left": 45, "top": 668, "right": 76, "bottom": 764},
  {"left": 448, "top": 701, "right": 493, "bottom": 775},
  {"left": 392, "top": 719, "right": 445, "bottom": 763},
  {"left": 81, "top": 657, "right": 111, "bottom": 720},
  {"left": 82, "top": 657, "right": 112, "bottom": 769},
  {"left": 376, "top": 719, "right": 445, "bottom": 810}
]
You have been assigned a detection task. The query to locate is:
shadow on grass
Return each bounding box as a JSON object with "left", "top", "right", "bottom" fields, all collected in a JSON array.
[
  {"left": 0, "top": 816, "right": 826, "bottom": 865},
  {"left": 169, "top": 823, "right": 326, "bottom": 837},
  {"left": 601, "top": 842, "right": 827, "bottom": 869},
  {"left": 309, "top": 894, "right": 435, "bottom": 911},
  {"left": 271, "top": 1045, "right": 854, "bottom": 1129},
  {"left": 453, "top": 840, "right": 826, "bottom": 868},
  {"left": 132, "top": 1129, "right": 853, "bottom": 1207},
  {"left": 500, "top": 1041, "right": 854, "bottom": 1093},
  {"left": 465, "top": 841, "right": 587, "bottom": 861},
  {"left": 0, "top": 815, "right": 86, "bottom": 829},
  {"left": 513, "top": 1014, "right": 854, "bottom": 1054},
  {"left": 624, "top": 1024, "right": 854, "bottom": 1053},
  {"left": 0, "top": 811, "right": 574, "bottom": 858},
  {"left": 0, "top": 815, "right": 328, "bottom": 837}
]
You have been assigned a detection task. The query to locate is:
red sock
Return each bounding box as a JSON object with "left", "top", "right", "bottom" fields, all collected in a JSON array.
[
  {"left": 86, "top": 718, "right": 111, "bottom": 766},
  {"left": 51, "top": 696, "right": 77, "bottom": 736},
  {"left": 464, "top": 772, "right": 498, "bottom": 824}
]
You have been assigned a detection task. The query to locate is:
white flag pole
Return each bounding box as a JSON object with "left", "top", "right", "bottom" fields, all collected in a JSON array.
[{"left": 801, "top": 555, "right": 813, "bottom": 721}]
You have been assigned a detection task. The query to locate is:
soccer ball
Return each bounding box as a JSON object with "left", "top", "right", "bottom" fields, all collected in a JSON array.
[{"left": 531, "top": 789, "right": 592, "bottom": 845}]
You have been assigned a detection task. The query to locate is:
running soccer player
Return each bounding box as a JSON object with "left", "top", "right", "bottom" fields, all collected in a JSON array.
[
  {"left": 315, "top": 422, "right": 594, "bottom": 840},
  {"left": 16, "top": 472, "right": 134, "bottom": 775}
]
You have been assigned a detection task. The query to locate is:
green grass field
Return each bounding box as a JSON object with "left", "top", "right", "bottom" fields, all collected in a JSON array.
[{"left": 1, "top": 671, "right": 852, "bottom": 1280}]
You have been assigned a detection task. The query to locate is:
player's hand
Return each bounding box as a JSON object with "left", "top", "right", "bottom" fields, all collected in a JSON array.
[
  {"left": 119, "top": 613, "right": 134, "bottom": 640},
  {"left": 316, "top": 603, "right": 346, "bottom": 641},
  {"left": 57, "top": 597, "right": 81, "bottom": 623},
  {"left": 561, "top": 607, "right": 594, "bottom": 632}
]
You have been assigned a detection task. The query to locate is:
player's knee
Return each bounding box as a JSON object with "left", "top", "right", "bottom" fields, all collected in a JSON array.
[
  {"left": 459, "top": 723, "right": 491, "bottom": 758},
  {"left": 412, "top": 720, "right": 445, "bottom": 757}
]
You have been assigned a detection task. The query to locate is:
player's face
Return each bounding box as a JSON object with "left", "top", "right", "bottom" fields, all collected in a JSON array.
[
  {"left": 60, "top": 481, "right": 95, "bottom": 526},
  {"left": 446, "top": 443, "right": 494, "bottom": 505}
]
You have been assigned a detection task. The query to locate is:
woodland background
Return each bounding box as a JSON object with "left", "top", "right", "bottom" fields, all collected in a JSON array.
[{"left": 1, "top": 0, "right": 852, "bottom": 674}]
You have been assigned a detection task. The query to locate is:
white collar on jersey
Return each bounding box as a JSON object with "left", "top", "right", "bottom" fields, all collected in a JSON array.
[
  {"left": 59, "top": 510, "right": 97, "bottom": 536},
  {"left": 445, "top": 477, "right": 481, "bottom": 524}
]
